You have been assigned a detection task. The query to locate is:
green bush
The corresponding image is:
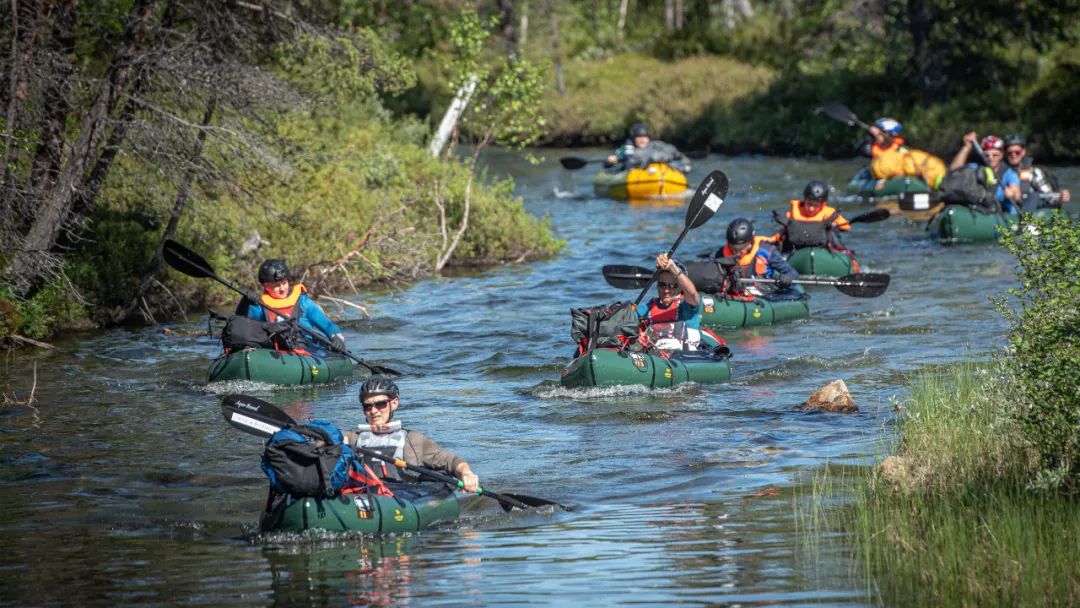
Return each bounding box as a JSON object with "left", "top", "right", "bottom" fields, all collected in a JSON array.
[{"left": 997, "top": 212, "right": 1080, "bottom": 493}]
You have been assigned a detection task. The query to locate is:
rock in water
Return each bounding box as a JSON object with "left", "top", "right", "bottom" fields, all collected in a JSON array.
[{"left": 799, "top": 379, "right": 858, "bottom": 413}]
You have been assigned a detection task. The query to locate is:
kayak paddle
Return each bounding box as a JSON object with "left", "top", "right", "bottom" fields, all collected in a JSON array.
[
  {"left": 559, "top": 149, "right": 709, "bottom": 171},
  {"left": 220, "top": 394, "right": 567, "bottom": 512},
  {"left": 605, "top": 264, "right": 890, "bottom": 297},
  {"left": 839, "top": 208, "right": 891, "bottom": 226},
  {"left": 819, "top": 101, "right": 872, "bottom": 131},
  {"left": 739, "top": 272, "right": 890, "bottom": 298},
  {"left": 163, "top": 239, "right": 402, "bottom": 377},
  {"left": 630, "top": 170, "right": 729, "bottom": 307}
]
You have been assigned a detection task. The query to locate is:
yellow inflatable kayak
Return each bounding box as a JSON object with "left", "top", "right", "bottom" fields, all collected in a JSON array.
[{"left": 593, "top": 162, "right": 688, "bottom": 201}]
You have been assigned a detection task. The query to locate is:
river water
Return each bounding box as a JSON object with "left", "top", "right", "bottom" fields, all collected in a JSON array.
[{"left": 2, "top": 152, "right": 1075, "bottom": 606}]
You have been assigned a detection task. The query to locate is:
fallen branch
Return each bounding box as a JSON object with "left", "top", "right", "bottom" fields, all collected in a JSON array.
[
  {"left": 6, "top": 335, "right": 56, "bottom": 350},
  {"left": 318, "top": 294, "right": 370, "bottom": 319},
  {"left": 3, "top": 362, "right": 38, "bottom": 407}
]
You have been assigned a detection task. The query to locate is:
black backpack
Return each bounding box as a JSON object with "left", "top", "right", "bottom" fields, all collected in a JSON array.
[
  {"left": 940, "top": 166, "right": 1000, "bottom": 212},
  {"left": 220, "top": 315, "right": 296, "bottom": 352},
  {"left": 685, "top": 260, "right": 730, "bottom": 294},
  {"left": 261, "top": 420, "right": 354, "bottom": 498},
  {"left": 570, "top": 301, "right": 640, "bottom": 352}
]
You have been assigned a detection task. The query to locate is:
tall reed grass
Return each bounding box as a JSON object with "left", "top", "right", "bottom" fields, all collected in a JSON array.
[{"left": 801, "top": 363, "right": 1080, "bottom": 606}]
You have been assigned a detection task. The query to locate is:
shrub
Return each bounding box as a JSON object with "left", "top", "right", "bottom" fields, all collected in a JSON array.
[{"left": 996, "top": 212, "right": 1080, "bottom": 493}]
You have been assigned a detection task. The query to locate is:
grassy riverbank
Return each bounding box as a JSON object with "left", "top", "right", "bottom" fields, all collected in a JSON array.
[
  {"left": 803, "top": 212, "right": 1080, "bottom": 604},
  {"left": 830, "top": 363, "right": 1080, "bottom": 605}
]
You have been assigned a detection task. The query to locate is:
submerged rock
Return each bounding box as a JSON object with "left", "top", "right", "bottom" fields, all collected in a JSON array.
[{"left": 799, "top": 379, "right": 858, "bottom": 413}]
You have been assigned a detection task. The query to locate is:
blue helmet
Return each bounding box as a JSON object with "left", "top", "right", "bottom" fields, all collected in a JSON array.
[{"left": 874, "top": 117, "right": 903, "bottom": 134}]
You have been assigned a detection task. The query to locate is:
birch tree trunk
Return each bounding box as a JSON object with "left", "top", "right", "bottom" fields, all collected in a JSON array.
[
  {"left": 617, "top": 0, "right": 629, "bottom": 42},
  {"left": 428, "top": 75, "right": 478, "bottom": 158}
]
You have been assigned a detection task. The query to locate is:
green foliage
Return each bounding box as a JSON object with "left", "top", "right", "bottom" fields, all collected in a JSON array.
[
  {"left": 0, "top": 277, "right": 88, "bottom": 340},
  {"left": 538, "top": 54, "right": 775, "bottom": 146},
  {"left": 276, "top": 30, "right": 417, "bottom": 103},
  {"left": 996, "top": 212, "right": 1080, "bottom": 493}
]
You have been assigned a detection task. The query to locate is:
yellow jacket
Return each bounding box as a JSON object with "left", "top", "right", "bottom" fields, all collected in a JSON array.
[{"left": 871, "top": 138, "right": 947, "bottom": 190}]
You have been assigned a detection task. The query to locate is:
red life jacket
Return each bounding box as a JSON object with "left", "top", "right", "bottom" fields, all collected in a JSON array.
[
  {"left": 341, "top": 461, "right": 396, "bottom": 497},
  {"left": 645, "top": 295, "right": 684, "bottom": 323}
]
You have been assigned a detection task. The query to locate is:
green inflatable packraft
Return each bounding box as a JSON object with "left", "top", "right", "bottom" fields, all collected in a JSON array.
[
  {"left": 208, "top": 348, "right": 354, "bottom": 385},
  {"left": 260, "top": 482, "right": 463, "bottom": 533}
]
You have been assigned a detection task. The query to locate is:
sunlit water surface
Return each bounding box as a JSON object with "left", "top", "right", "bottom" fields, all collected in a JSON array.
[{"left": 2, "top": 151, "right": 1075, "bottom": 606}]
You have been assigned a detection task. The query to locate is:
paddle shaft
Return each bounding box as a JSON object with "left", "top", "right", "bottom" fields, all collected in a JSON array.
[{"left": 351, "top": 446, "right": 529, "bottom": 510}]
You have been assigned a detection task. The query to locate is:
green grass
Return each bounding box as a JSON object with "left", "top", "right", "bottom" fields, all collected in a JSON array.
[{"left": 800, "top": 363, "right": 1080, "bottom": 606}]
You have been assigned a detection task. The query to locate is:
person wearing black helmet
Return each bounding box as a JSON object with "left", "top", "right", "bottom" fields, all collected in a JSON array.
[
  {"left": 774, "top": 181, "right": 852, "bottom": 253},
  {"left": 711, "top": 218, "right": 797, "bottom": 296},
  {"left": 1003, "top": 134, "right": 1070, "bottom": 211},
  {"left": 241, "top": 258, "right": 346, "bottom": 352},
  {"left": 343, "top": 377, "right": 479, "bottom": 493},
  {"left": 949, "top": 132, "right": 1022, "bottom": 213},
  {"left": 605, "top": 122, "right": 691, "bottom": 172}
]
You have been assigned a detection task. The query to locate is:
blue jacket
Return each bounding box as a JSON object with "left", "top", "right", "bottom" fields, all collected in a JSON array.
[
  {"left": 967, "top": 163, "right": 1020, "bottom": 213},
  {"left": 245, "top": 293, "right": 342, "bottom": 340}
]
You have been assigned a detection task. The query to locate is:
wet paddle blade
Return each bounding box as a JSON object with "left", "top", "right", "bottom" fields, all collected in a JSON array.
[
  {"left": 834, "top": 273, "right": 890, "bottom": 298},
  {"left": 685, "top": 170, "right": 729, "bottom": 230},
  {"left": 559, "top": 156, "right": 591, "bottom": 170},
  {"left": 603, "top": 264, "right": 653, "bottom": 289},
  {"left": 221, "top": 394, "right": 295, "bottom": 438},
  {"left": 163, "top": 239, "right": 215, "bottom": 279},
  {"left": 495, "top": 493, "right": 571, "bottom": 512},
  {"left": 848, "top": 208, "right": 891, "bottom": 224}
]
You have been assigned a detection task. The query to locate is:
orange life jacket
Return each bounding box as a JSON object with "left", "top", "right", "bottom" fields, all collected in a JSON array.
[
  {"left": 260, "top": 284, "right": 307, "bottom": 322},
  {"left": 721, "top": 236, "right": 772, "bottom": 276},
  {"left": 786, "top": 200, "right": 849, "bottom": 231}
]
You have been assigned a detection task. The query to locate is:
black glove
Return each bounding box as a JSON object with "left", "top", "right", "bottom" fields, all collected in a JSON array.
[
  {"left": 331, "top": 333, "right": 346, "bottom": 352},
  {"left": 778, "top": 274, "right": 794, "bottom": 288}
]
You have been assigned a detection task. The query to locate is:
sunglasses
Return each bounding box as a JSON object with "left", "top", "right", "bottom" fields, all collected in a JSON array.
[
  {"left": 1006, "top": 149, "right": 1025, "bottom": 156},
  {"left": 657, "top": 281, "right": 679, "bottom": 290},
  {"left": 362, "top": 398, "right": 392, "bottom": 410}
]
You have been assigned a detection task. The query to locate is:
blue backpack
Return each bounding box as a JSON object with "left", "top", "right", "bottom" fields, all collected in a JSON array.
[{"left": 261, "top": 419, "right": 354, "bottom": 498}]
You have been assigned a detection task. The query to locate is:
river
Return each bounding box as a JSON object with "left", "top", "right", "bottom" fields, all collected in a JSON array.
[{"left": 2, "top": 151, "right": 1075, "bottom": 606}]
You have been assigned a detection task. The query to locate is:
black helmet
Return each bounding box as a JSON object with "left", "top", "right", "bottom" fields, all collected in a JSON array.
[
  {"left": 803, "top": 180, "right": 829, "bottom": 203},
  {"left": 257, "top": 259, "right": 289, "bottom": 283},
  {"left": 1004, "top": 134, "right": 1026, "bottom": 148},
  {"left": 628, "top": 122, "right": 649, "bottom": 138},
  {"left": 359, "top": 376, "right": 399, "bottom": 401},
  {"left": 726, "top": 218, "right": 754, "bottom": 245}
]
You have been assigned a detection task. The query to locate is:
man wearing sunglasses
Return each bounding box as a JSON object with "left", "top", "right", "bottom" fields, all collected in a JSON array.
[
  {"left": 1003, "top": 134, "right": 1070, "bottom": 212},
  {"left": 344, "top": 377, "right": 479, "bottom": 493}
]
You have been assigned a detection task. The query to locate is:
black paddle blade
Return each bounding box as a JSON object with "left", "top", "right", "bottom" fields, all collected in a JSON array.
[
  {"left": 819, "top": 101, "right": 856, "bottom": 125},
  {"left": 365, "top": 363, "right": 404, "bottom": 377},
  {"left": 685, "top": 170, "right": 729, "bottom": 230},
  {"left": 602, "top": 264, "right": 653, "bottom": 289},
  {"left": 221, "top": 394, "right": 295, "bottom": 438},
  {"left": 496, "top": 493, "right": 571, "bottom": 512},
  {"left": 848, "top": 208, "right": 892, "bottom": 224},
  {"left": 834, "top": 273, "right": 890, "bottom": 298},
  {"left": 559, "top": 156, "right": 590, "bottom": 170},
  {"left": 163, "top": 239, "right": 215, "bottom": 279}
]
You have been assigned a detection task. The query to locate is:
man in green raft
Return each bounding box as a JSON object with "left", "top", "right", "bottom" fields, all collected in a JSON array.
[
  {"left": 605, "top": 123, "right": 691, "bottom": 173},
  {"left": 343, "top": 377, "right": 480, "bottom": 493}
]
